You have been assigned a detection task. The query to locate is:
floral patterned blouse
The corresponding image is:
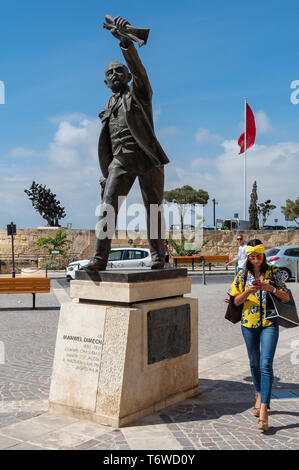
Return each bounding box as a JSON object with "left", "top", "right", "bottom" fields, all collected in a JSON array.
[{"left": 228, "top": 266, "right": 288, "bottom": 328}]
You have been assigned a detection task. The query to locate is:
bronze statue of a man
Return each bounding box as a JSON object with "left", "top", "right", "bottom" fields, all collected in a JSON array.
[{"left": 85, "top": 16, "right": 169, "bottom": 272}]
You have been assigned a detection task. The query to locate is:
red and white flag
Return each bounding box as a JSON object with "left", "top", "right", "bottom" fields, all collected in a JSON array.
[{"left": 238, "top": 103, "right": 256, "bottom": 154}]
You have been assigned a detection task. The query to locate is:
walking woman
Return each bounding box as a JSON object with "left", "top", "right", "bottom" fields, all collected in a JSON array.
[{"left": 228, "top": 239, "right": 290, "bottom": 432}]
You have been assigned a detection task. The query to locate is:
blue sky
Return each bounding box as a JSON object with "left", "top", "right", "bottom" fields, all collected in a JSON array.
[{"left": 0, "top": 0, "right": 299, "bottom": 229}]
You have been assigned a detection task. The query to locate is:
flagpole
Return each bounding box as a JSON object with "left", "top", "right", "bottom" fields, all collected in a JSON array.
[{"left": 243, "top": 97, "right": 247, "bottom": 220}]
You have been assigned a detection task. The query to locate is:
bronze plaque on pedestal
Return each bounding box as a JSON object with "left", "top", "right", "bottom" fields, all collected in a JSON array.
[{"left": 147, "top": 304, "right": 191, "bottom": 364}]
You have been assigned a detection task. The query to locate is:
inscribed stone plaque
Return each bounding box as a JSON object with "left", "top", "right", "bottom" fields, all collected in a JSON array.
[
  {"left": 49, "top": 302, "right": 106, "bottom": 412},
  {"left": 147, "top": 304, "right": 191, "bottom": 364}
]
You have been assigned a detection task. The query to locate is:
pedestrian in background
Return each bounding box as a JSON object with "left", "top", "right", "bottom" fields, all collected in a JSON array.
[
  {"left": 226, "top": 234, "right": 247, "bottom": 274},
  {"left": 228, "top": 239, "right": 290, "bottom": 432},
  {"left": 128, "top": 239, "right": 136, "bottom": 248},
  {"left": 164, "top": 239, "right": 170, "bottom": 268}
]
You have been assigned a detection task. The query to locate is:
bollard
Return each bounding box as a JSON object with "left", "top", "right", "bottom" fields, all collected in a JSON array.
[{"left": 202, "top": 260, "right": 207, "bottom": 285}]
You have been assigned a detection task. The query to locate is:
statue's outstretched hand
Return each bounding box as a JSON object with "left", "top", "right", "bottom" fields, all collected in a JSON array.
[
  {"left": 110, "top": 27, "right": 123, "bottom": 41},
  {"left": 114, "top": 16, "right": 130, "bottom": 31},
  {"left": 110, "top": 16, "right": 132, "bottom": 47}
]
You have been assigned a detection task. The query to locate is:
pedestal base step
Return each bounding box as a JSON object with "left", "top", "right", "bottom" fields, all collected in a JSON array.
[{"left": 49, "top": 386, "right": 200, "bottom": 428}]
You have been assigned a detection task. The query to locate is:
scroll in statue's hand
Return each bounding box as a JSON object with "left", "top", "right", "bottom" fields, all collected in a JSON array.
[
  {"left": 104, "top": 15, "right": 130, "bottom": 42},
  {"left": 103, "top": 14, "right": 149, "bottom": 48}
]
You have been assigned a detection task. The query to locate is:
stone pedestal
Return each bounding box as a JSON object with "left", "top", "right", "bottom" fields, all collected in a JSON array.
[{"left": 49, "top": 268, "right": 199, "bottom": 427}]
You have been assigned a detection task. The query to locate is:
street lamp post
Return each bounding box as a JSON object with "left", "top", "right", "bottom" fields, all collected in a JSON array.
[
  {"left": 7, "top": 222, "right": 17, "bottom": 278},
  {"left": 212, "top": 198, "right": 218, "bottom": 228}
]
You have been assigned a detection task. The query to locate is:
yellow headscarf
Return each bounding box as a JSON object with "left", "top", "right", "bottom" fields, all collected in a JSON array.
[{"left": 246, "top": 244, "right": 266, "bottom": 256}]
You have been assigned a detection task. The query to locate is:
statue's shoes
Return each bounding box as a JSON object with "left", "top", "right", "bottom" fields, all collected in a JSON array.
[
  {"left": 151, "top": 261, "right": 164, "bottom": 270},
  {"left": 84, "top": 258, "right": 106, "bottom": 272}
]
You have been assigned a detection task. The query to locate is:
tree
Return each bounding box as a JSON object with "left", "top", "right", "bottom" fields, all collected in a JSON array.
[
  {"left": 34, "top": 229, "right": 71, "bottom": 258},
  {"left": 249, "top": 181, "right": 259, "bottom": 230},
  {"left": 163, "top": 185, "right": 209, "bottom": 255},
  {"left": 258, "top": 199, "right": 276, "bottom": 228},
  {"left": 281, "top": 198, "right": 299, "bottom": 225},
  {"left": 25, "top": 181, "right": 66, "bottom": 227},
  {"left": 163, "top": 185, "right": 209, "bottom": 233},
  {"left": 167, "top": 234, "right": 209, "bottom": 256}
]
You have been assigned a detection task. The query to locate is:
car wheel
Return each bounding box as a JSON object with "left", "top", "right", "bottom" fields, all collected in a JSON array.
[
  {"left": 66, "top": 275, "right": 72, "bottom": 282},
  {"left": 279, "top": 268, "right": 291, "bottom": 282}
]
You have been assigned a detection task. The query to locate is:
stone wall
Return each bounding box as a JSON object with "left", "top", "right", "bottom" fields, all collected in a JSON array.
[
  {"left": 0, "top": 228, "right": 95, "bottom": 274},
  {"left": 0, "top": 228, "right": 148, "bottom": 274},
  {"left": 200, "top": 230, "right": 299, "bottom": 260},
  {"left": 0, "top": 227, "right": 298, "bottom": 273}
]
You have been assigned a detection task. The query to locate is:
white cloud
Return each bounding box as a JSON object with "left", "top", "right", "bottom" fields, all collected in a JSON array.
[
  {"left": 46, "top": 118, "right": 99, "bottom": 168},
  {"left": 0, "top": 115, "right": 101, "bottom": 228},
  {"left": 49, "top": 112, "right": 88, "bottom": 124},
  {"left": 153, "top": 106, "right": 162, "bottom": 124},
  {"left": 157, "top": 126, "right": 180, "bottom": 137},
  {"left": 255, "top": 110, "right": 272, "bottom": 134},
  {"left": 190, "top": 157, "right": 217, "bottom": 170},
  {"left": 1, "top": 113, "right": 298, "bottom": 229},
  {"left": 239, "top": 109, "right": 272, "bottom": 135},
  {"left": 165, "top": 139, "right": 299, "bottom": 223},
  {"left": 7, "top": 147, "right": 43, "bottom": 158},
  {"left": 195, "top": 128, "right": 221, "bottom": 144}
]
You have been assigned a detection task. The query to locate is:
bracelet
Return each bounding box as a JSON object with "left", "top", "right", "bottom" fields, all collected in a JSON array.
[{"left": 272, "top": 287, "right": 277, "bottom": 294}]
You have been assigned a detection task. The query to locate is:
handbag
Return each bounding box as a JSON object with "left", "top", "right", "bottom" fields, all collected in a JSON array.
[
  {"left": 265, "top": 290, "right": 299, "bottom": 328},
  {"left": 264, "top": 267, "right": 299, "bottom": 328},
  {"left": 225, "top": 295, "right": 244, "bottom": 324},
  {"left": 225, "top": 270, "right": 248, "bottom": 324}
]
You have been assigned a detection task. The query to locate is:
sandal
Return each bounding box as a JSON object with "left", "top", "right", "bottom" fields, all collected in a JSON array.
[{"left": 258, "top": 420, "right": 269, "bottom": 432}]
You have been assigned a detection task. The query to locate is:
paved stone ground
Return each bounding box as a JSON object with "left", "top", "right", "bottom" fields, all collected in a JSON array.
[{"left": 0, "top": 275, "right": 299, "bottom": 450}]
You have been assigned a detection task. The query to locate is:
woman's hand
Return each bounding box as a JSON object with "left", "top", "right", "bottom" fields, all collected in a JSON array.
[
  {"left": 258, "top": 281, "right": 274, "bottom": 292},
  {"left": 246, "top": 285, "right": 260, "bottom": 294},
  {"left": 234, "top": 285, "right": 258, "bottom": 306},
  {"left": 257, "top": 281, "right": 290, "bottom": 302}
]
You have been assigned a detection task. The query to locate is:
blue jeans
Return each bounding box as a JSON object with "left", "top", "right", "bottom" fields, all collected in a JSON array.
[{"left": 241, "top": 324, "right": 279, "bottom": 406}]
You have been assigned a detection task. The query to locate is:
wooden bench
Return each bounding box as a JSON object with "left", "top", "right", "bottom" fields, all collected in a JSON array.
[
  {"left": 201, "top": 255, "right": 229, "bottom": 271},
  {"left": 172, "top": 256, "right": 203, "bottom": 270},
  {"left": 172, "top": 255, "right": 229, "bottom": 270},
  {"left": 0, "top": 277, "right": 51, "bottom": 309},
  {"left": 172, "top": 254, "right": 229, "bottom": 285}
]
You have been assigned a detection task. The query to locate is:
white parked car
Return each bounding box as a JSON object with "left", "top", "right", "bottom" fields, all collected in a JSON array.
[
  {"left": 66, "top": 259, "right": 90, "bottom": 281},
  {"left": 266, "top": 245, "right": 299, "bottom": 282},
  {"left": 107, "top": 247, "right": 151, "bottom": 268},
  {"left": 66, "top": 248, "right": 152, "bottom": 280}
]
